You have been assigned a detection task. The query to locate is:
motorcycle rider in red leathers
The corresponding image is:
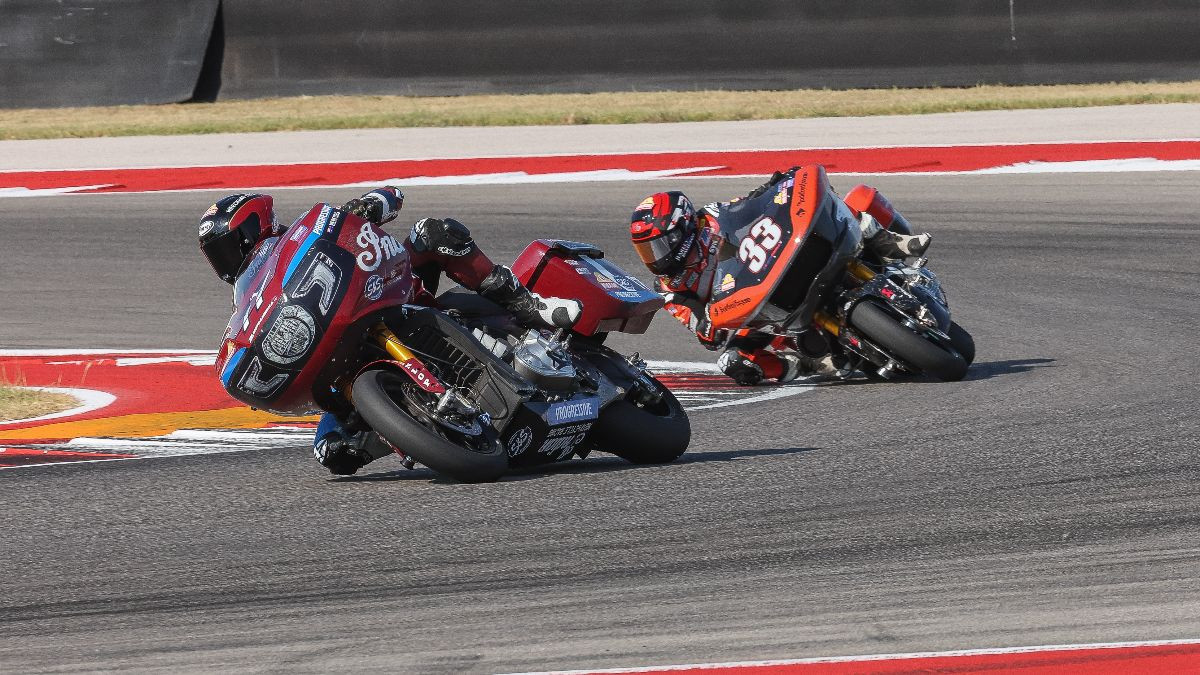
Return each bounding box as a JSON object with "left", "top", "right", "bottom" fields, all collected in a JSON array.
[
  {"left": 629, "top": 167, "right": 931, "bottom": 386},
  {"left": 198, "top": 187, "right": 581, "bottom": 474}
]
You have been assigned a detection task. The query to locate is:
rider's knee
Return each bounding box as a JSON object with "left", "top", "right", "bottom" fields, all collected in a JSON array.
[
  {"left": 717, "top": 350, "right": 767, "bottom": 386},
  {"left": 408, "top": 217, "right": 476, "bottom": 257}
]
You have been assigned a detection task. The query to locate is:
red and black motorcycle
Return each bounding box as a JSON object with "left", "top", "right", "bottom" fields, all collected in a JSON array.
[
  {"left": 705, "top": 164, "right": 975, "bottom": 381},
  {"left": 215, "top": 204, "right": 690, "bottom": 482}
]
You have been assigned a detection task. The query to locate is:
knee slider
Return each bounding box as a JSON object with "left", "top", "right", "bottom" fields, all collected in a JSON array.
[{"left": 717, "top": 350, "right": 765, "bottom": 386}]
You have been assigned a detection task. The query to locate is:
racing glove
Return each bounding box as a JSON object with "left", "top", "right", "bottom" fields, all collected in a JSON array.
[
  {"left": 342, "top": 186, "right": 405, "bottom": 225},
  {"left": 314, "top": 433, "right": 370, "bottom": 476}
]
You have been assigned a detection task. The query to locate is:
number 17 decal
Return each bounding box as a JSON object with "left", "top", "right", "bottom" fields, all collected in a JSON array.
[{"left": 738, "top": 217, "right": 783, "bottom": 273}]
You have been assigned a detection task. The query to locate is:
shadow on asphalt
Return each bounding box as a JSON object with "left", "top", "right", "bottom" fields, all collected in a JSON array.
[
  {"left": 337, "top": 446, "right": 818, "bottom": 484},
  {"left": 962, "top": 357, "right": 1056, "bottom": 382}
]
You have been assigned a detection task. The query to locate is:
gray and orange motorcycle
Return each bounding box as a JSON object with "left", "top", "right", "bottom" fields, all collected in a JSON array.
[{"left": 702, "top": 164, "right": 975, "bottom": 381}]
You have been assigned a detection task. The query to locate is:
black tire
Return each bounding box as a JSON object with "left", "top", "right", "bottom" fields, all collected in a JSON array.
[
  {"left": 849, "top": 301, "right": 968, "bottom": 382},
  {"left": 948, "top": 321, "right": 975, "bottom": 365},
  {"left": 591, "top": 383, "right": 691, "bottom": 464},
  {"left": 352, "top": 369, "right": 508, "bottom": 483}
]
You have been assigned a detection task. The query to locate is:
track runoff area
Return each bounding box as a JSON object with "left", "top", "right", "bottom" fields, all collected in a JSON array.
[{"left": 2, "top": 118, "right": 1199, "bottom": 671}]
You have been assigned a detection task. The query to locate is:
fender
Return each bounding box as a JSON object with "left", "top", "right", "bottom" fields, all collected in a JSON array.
[{"left": 355, "top": 358, "right": 447, "bottom": 396}]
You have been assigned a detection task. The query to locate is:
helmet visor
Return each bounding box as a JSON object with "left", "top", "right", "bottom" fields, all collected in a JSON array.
[
  {"left": 201, "top": 230, "right": 249, "bottom": 283},
  {"left": 633, "top": 227, "right": 687, "bottom": 275}
]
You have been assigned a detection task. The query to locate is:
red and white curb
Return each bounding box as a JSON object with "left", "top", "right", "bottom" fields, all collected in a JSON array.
[
  {"left": 504, "top": 639, "right": 1200, "bottom": 674},
  {"left": 2, "top": 139, "right": 1198, "bottom": 197},
  {"left": 0, "top": 350, "right": 814, "bottom": 469}
]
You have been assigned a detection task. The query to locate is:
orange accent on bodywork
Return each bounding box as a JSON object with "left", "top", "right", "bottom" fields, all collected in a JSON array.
[
  {"left": 707, "top": 165, "right": 828, "bottom": 330},
  {"left": 0, "top": 407, "right": 318, "bottom": 442},
  {"left": 843, "top": 183, "right": 897, "bottom": 228}
]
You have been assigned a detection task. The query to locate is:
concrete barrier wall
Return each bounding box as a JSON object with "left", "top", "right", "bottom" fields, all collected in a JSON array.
[
  {"left": 2, "top": 0, "right": 1197, "bottom": 108},
  {"left": 0, "top": 0, "right": 220, "bottom": 109},
  {"left": 219, "top": 0, "right": 1200, "bottom": 99}
]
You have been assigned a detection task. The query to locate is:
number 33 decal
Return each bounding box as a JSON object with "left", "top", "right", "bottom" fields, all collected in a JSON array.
[{"left": 738, "top": 217, "right": 783, "bottom": 273}]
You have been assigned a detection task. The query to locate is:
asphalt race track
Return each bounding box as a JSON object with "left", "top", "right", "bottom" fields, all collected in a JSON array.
[{"left": 2, "top": 172, "right": 1199, "bottom": 672}]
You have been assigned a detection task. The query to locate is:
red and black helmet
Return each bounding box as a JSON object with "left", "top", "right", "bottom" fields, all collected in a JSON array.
[
  {"left": 630, "top": 191, "right": 700, "bottom": 276},
  {"left": 198, "top": 194, "right": 279, "bottom": 283}
]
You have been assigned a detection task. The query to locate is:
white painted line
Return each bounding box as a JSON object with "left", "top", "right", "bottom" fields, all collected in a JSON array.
[
  {"left": 501, "top": 638, "right": 1200, "bottom": 675},
  {"left": 0, "top": 387, "right": 116, "bottom": 426},
  {"left": 3, "top": 137, "right": 1196, "bottom": 173},
  {"left": 336, "top": 167, "right": 726, "bottom": 187},
  {"left": 685, "top": 382, "right": 815, "bottom": 411},
  {"left": 645, "top": 361, "right": 722, "bottom": 374},
  {"left": 0, "top": 185, "right": 115, "bottom": 197}
]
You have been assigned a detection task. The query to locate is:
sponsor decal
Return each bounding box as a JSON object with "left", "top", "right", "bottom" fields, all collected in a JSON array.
[
  {"left": 293, "top": 252, "right": 341, "bottom": 316},
  {"left": 636, "top": 196, "right": 655, "bottom": 210},
  {"left": 436, "top": 245, "right": 470, "bottom": 257},
  {"left": 537, "top": 423, "right": 593, "bottom": 459},
  {"left": 593, "top": 273, "right": 622, "bottom": 290},
  {"left": 364, "top": 274, "right": 384, "bottom": 301},
  {"left": 198, "top": 220, "right": 215, "bottom": 237},
  {"left": 614, "top": 290, "right": 642, "bottom": 299},
  {"left": 773, "top": 189, "right": 788, "bottom": 205},
  {"left": 507, "top": 425, "right": 533, "bottom": 456},
  {"left": 720, "top": 273, "right": 736, "bottom": 292},
  {"left": 225, "top": 194, "right": 252, "bottom": 213},
  {"left": 261, "top": 305, "right": 317, "bottom": 365},
  {"left": 545, "top": 397, "right": 599, "bottom": 425},
  {"left": 356, "top": 222, "right": 403, "bottom": 272},
  {"left": 311, "top": 204, "right": 343, "bottom": 237},
  {"left": 237, "top": 355, "right": 288, "bottom": 397},
  {"left": 795, "top": 170, "right": 809, "bottom": 215},
  {"left": 400, "top": 358, "right": 445, "bottom": 394},
  {"left": 711, "top": 296, "right": 751, "bottom": 317}
]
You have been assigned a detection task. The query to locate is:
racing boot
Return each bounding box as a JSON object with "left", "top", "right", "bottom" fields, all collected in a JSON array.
[
  {"left": 478, "top": 264, "right": 582, "bottom": 330},
  {"left": 777, "top": 353, "right": 842, "bottom": 383},
  {"left": 341, "top": 186, "right": 404, "bottom": 225},
  {"left": 860, "top": 212, "right": 931, "bottom": 260}
]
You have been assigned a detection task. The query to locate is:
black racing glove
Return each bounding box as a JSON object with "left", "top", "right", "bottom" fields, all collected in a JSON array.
[
  {"left": 314, "top": 434, "right": 369, "bottom": 476},
  {"left": 745, "top": 167, "right": 799, "bottom": 199}
]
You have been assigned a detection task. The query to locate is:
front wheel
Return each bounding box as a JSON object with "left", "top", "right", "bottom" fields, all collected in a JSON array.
[
  {"left": 352, "top": 368, "right": 508, "bottom": 483},
  {"left": 590, "top": 381, "right": 691, "bottom": 464},
  {"left": 948, "top": 321, "right": 975, "bottom": 365},
  {"left": 849, "top": 301, "right": 968, "bottom": 382}
]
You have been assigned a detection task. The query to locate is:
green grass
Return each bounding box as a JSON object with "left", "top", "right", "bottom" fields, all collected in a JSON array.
[
  {"left": 2, "top": 81, "right": 1199, "bottom": 140},
  {"left": 0, "top": 385, "right": 77, "bottom": 422}
]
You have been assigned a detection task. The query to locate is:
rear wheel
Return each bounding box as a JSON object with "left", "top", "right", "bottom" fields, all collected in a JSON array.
[
  {"left": 591, "top": 380, "right": 691, "bottom": 464},
  {"left": 849, "top": 301, "right": 968, "bottom": 382},
  {"left": 352, "top": 368, "right": 508, "bottom": 483}
]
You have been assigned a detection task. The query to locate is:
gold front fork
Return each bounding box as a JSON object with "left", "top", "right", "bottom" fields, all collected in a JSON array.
[
  {"left": 846, "top": 258, "right": 876, "bottom": 283},
  {"left": 370, "top": 324, "right": 415, "bottom": 362},
  {"left": 813, "top": 310, "right": 840, "bottom": 336}
]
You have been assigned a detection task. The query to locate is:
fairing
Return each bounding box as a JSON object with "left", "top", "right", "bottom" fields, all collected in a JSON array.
[
  {"left": 704, "top": 165, "right": 862, "bottom": 333},
  {"left": 215, "top": 204, "right": 415, "bottom": 414}
]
